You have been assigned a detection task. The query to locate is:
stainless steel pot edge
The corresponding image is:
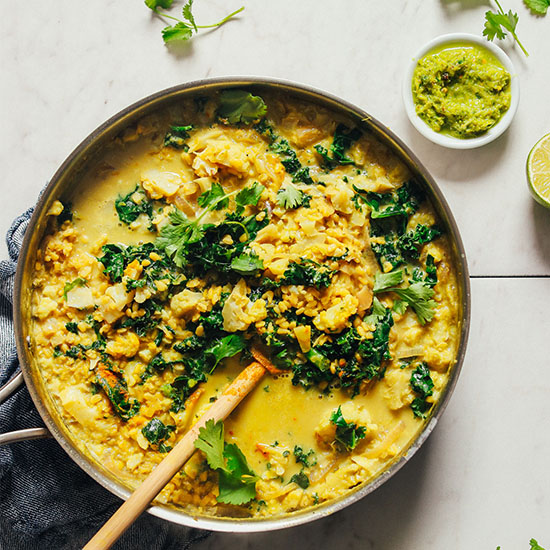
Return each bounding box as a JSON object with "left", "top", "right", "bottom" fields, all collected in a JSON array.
[{"left": 12, "top": 76, "right": 470, "bottom": 533}]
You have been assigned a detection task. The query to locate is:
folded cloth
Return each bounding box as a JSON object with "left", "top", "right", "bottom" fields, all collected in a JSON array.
[{"left": 0, "top": 208, "right": 210, "bottom": 550}]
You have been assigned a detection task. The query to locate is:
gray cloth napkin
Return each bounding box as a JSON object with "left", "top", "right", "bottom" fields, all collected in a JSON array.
[{"left": 0, "top": 208, "right": 210, "bottom": 550}]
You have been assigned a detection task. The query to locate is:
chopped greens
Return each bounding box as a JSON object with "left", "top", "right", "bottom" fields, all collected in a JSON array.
[
  {"left": 141, "top": 417, "right": 176, "bottom": 452},
  {"left": 314, "top": 124, "right": 361, "bottom": 169},
  {"left": 330, "top": 406, "right": 366, "bottom": 451},
  {"left": 290, "top": 470, "right": 310, "bottom": 489},
  {"left": 94, "top": 367, "right": 140, "bottom": 421},
  {"left": 217, "top": 90, "right": 267, "bottom": 125},
  {"left": 280, "top": 259, "right": 334, "bottom": 289},
  {"left": 164, "top": 124, "right": 194, "bottom": 149},
  {"left": 293, "top": 445, "right": 317, "bottom": 468},
  {"left": 195, "top": 419, "right": 258, "bottom": 504},
  {"left": 115, "top": 185, "right": 153, "bottom": 225},
  {"left": 409, "top": 362, "right": 434, "bottom": 419}
]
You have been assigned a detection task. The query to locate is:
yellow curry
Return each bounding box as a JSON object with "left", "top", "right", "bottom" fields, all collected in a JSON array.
[{"left": 30, "top": 90, "right": 459, "bottom": 518}]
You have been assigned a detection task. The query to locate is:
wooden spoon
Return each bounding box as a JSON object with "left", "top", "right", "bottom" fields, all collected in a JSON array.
[{"left": 84, "top": 360, "right": 266, "bottom": 550}]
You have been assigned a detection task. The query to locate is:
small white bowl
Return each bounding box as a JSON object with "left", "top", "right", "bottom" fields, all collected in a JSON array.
[{"left": 403, "top": 33, "right": 519, "bottom": 149}]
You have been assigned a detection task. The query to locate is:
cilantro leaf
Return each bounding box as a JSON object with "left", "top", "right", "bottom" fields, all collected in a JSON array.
[
  {"left": 195, "top": 419, "right": 226, "bottom": 470},
  {"left": 218, "top": 443, "right": 258, "bottom": 504},
  {"left": 217, "top": 90, "right": 267, "bottom": 125},
  {"left": 276, "top": 185, "right": 311, "bottom": 209},
  {"left": 63, "top": 278, "right": 87, "bottom": 300},
  {"left": 524, "top": 0, "right": 549, "bottom": 15},
  {"left": 161, "top": 22, "right": 194, "bottom": 43},
  {"left": 483, "top": 1, "right": 528, "bottom": 56},
  {"left": 194, "top": 419, "right": 258, "bottom": 504},
  {"left": 330, "top": 406, "right": 367, "bottom": 451},
  {"left": 230, "top": 251, "right": 264, "bottom": 275},
  {"left": 529, "top": 539, "right": 546, "bottom": 550},
  {"left": 289, "top": 470, "right": 310, "bottom": 489},
  {"left": 204, "top": 333, "right": 246, "bottom": 371},
  {"left": 363, "top": 297, "right": 387, "bottom": 325},
  {"left": 391, "top": 282, "right": 436, "bottom": 325},
  {"left": 198, "top": 183, "right": 229, "bottom": 211},
  {"left": 156, "top": 209, "right": 205, "bottom": 267},
  {"left": 293, "top": 445, "right": 317, "bottom": 468},
  {"left": 145, "top": 0, "right": 174, "bottom": 9},
  {"left": 235, "top": 182, "right": 265, "bottom": 210},
  {"left": 373, "top": 270, "right": 403, "bottom": 293},
  {"left": 182, "top": 0, "right": 197, "bottom": 31}
]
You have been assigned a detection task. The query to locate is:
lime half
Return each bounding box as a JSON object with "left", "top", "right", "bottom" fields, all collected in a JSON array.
[{"left": 527, "top": 132, "right": 550, "bottom": 208}]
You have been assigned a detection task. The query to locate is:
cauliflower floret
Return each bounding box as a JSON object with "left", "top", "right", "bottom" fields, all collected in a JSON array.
[
  {"left": 313, "top": 294, "right": 358, "bottom": 332},
  {"left": 105, "top": 331, "right": 140, "bottom": 358},
  {"left": 141, "top": 169, "right": 182, "bottom": 199},
  {"left": 222, "top": 279, "right": 267, "bottom": 332},
  {"left": 170, "top": 289, "right": 207, "bottom": 318},
  {"left": 383, "top": 367, "right": 415, "bottom": 410},
  {"left": 315, "top": 402, "right": 378, "bottom": 451}
]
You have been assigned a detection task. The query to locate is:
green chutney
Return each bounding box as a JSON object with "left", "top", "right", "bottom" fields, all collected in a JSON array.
[{"left": 412, "top": 43, "right": 511, "bottom": 139}]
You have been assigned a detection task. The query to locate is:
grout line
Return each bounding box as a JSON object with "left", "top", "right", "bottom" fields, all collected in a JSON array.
[{"left": 470, "top": 275, "right": 550, "bottom": 279}]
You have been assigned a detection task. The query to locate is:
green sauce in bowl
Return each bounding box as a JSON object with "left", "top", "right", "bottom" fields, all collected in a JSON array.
[{"left": 412, "top": 42, "right": 511, "bottom": 139}]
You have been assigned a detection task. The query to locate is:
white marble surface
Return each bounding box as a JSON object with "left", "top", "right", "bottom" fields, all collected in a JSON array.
[{"left": 1, "top": 0, "right": 550, "bottom": 548}]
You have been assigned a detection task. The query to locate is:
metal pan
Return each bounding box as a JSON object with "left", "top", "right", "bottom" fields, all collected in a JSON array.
[{"left": 0, "top": 77, "right": 470, "bottom": 532}]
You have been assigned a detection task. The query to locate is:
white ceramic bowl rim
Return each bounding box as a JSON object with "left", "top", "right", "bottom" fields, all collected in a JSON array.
[{"left": 403, "top": 32, "right": 520, "bottom": 149}]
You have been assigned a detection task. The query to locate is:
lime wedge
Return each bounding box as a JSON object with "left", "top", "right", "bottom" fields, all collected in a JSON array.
[{"left": 527, "top": 132, "right": 550, "bottom": 208}]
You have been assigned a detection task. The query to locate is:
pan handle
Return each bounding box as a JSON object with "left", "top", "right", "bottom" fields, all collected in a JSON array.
[{"left": 0, "top": 371, "right": 51, "bottom": 446}]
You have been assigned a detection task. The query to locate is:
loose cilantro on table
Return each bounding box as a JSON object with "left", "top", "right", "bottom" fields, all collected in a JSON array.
[
  {"left": 141, "top": 417, "right": 176, "bottom": 453},
  {"left": 483, "top": 0, "right": 528, "bottom": 56},
  {"left": 145, "top": 0, "right": 245, "bottom": 45},
  {"left": 330, "top": 406, "right": 366, "bottom": 451},
  {"left": 524, "top": 0, "right": 549, "bottom": 15},
  {"left": 216, "top": 90, "right": 267, "bottom": 125},
  {"left": 194, "top": 419, "right": 258, "bottom": 505},
  {"left": 409, "top": 362, "right": 434, "bottom": 419}
]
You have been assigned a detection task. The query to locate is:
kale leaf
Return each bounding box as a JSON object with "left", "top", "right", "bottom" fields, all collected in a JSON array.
[
  {"left": 115, "top": 185, "right": 153, "bottom": 225},
  {"left": 409, "top": 362, "right": 434, "bottom": 419},
  {"left": 141, "top": 417, "right": 176, "bottom": 453},
  {"left": 330, "top": 406, "right": 367, "bottom": 451}
]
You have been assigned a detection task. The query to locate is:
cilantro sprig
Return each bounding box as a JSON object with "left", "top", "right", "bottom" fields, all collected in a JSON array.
[
  {"left": 373, "top": 270, "right": 436, "bottom": 326},
  {"left": 194, "top": 419, "right": 258, "bottom": 504},
  {"left": 145, "top": 0, "right": 244, "bottom": 44},
  {"left": 524, "top": 0, "right": 549, "bottom": 15},
  {"left": 483, "top": 0, "right": 528, "bottom": 56}
]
